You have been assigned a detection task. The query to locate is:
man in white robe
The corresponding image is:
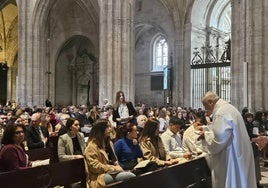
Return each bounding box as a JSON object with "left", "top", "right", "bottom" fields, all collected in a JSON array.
[{"left": 201, "top": 91, "right": 257, "bottom": 188}]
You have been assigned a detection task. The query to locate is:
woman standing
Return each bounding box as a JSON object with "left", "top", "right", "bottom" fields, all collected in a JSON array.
[
  {"left": 113, "top": 91, "right": 137, "bottom": 126},
  {"left": 0, "top": 124, "right": 31, "bottom": 172},
  {"left": 84, "top": 119, "right": 135, "bottom": 187},
  {"left": 57, "top": 118, "right": 85, "bottom": 161}
]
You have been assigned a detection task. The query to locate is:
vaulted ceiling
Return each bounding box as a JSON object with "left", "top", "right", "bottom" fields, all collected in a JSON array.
[{"left": 0, "top": 0, "right": 17, "bottom": 65}]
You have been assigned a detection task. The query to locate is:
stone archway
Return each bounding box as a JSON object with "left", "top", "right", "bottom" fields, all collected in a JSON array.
[{"left": 55, "top": 35, "right": 97, "bottom": 106}]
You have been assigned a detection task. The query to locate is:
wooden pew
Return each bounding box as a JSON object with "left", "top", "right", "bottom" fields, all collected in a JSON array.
[
  {"left": 26, "top": 147, "right": 52, "bottom": 161},
  {"left": 49, "top": 135, "right": 59, "bottom": 163},
  {"left": 107, "top": 157, "right": 212, "bottom": 188},
  {"left": 26, "top": 135, "right": 59, "bottom": 163},
  {"left": 0, "top": 158, "right": 86, "bottom": 188}
]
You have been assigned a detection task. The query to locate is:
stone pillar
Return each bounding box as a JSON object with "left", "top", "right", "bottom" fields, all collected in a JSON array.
[
  {"left": 172, "top": 22, "right": 191, "bottom": 107},
  {"left": 98, "top": 0, "right": 135, "bottom": 105},
  {"left": 17, "top": 0, "right": 45, "bottom": 107},
  {"left": 232, "top": 0, "right": 268, "bottom": 111},
  {"left": 17, "top": 0, "right": 33, "bottom": 107},
  {"left": 183, "top": 23, "right": 192, "bottom": 107}
]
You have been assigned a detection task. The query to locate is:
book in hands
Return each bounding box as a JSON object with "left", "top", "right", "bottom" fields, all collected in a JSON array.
[
  {"left": 134, "top": 159, "right": 151, "bottom": 169},
  {"left": 31, "top": 159, "right": 50, "bottom": 167}
]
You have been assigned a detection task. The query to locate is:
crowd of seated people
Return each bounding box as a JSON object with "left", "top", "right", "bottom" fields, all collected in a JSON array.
[{"left": 1, "top": 97, "right": 268, "bottom": 187}]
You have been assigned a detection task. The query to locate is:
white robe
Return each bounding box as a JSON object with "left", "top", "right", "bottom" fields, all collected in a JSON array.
[{"left": 204, "top": 99, "right": 257, "bottom": 188}]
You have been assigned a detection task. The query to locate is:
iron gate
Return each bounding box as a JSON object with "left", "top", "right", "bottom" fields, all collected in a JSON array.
[{"left": 190, "top": 40, "right": 231, "bottom": 109}]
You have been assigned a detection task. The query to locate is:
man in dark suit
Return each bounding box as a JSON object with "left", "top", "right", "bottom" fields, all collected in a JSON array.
[{"left": 26, "top": 112, "right": 50, "bottom": 149}]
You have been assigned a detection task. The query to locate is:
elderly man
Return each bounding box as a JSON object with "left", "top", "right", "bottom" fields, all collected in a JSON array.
[
  {"left": 26, "top": 112, "right": 50, "bottom": 149},
  {"left": 200, "top": 91, "right": 256, "bottom": 188}
]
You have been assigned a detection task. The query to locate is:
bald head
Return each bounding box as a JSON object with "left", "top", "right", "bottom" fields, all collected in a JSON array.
[
  {"left": 201, "top": 91, "right": 220, "bottom": 105},
  {"left": 31, "top": 113, "right": 41, "bottom": 127},
  {"left": 202, "top": 91, "right": 220, "bottom": 114}
]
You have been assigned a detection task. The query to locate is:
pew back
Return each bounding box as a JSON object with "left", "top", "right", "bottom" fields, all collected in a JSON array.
[
  {"left": 107, "top": 157, "right": 211, "bottom": 188},
  {"left": 26, "top": 147, "right": 52, "bottom": 161},
  {"left": 26, "top": 135, "right": 59, "bottom": 163},
  {"left": 0, "top": 158, "right": 86, "bottom": 188}
]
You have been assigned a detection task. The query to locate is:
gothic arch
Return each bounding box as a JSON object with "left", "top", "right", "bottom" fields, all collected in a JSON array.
[
  {"left": 0, "top": 1, "right": 18, "bottom": 104},
  {"left": 55, "top": 35, "right": 97, "bottom": 106},
  {"left": 30, "top": 0, "right": 99, "bottom": 106},
  {"left": 191, "top": 0, "right": 231, "bottom": 31}
]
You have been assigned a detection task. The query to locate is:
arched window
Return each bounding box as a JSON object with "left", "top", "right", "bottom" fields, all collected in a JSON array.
[{"left": 152, "top": 36, "right": 168, "bottom": 71}]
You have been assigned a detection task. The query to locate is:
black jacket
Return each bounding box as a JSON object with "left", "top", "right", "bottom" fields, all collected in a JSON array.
[
  {"left": 26, "top": 125, "right": 51, "bottom": 149},
  {"left": 113, "top": 102, "right": 137, "bottom": 125}
]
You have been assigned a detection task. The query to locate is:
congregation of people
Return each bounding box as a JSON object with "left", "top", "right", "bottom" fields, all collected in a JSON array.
[{"left": 0, "top": 91, "right": 264, "bottom": 187}]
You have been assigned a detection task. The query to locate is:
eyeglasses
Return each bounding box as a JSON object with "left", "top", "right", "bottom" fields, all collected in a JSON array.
[{"left": 14, "top": 130, "right": 24, "bottom": 135}]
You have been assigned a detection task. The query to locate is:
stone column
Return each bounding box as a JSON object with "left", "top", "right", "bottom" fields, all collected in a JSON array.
[
  {"left": 232, "top": 0, "right": 268, "bottom": 111},
  {"left": 98, "top": 0, "right": 135, "bottom": 104},
  {"left": 17, "top": 0, "right": 46, "bottom": 107},
  {"left": 182, "top": 23, "right": 192, "bottom": 107},
  {"left": 17, "top": 0, "right": 35, "bottom": 107}
]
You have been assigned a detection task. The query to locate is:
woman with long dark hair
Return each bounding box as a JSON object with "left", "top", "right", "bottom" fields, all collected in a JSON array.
[
  {"left": 139, "top": 119, "right": 177, "bottom": 167},
  {"left": 113, "top": 91, "right": 137, "bottom": 126},
  {"left": 84, "top": 119, "right": 135, "bottom": 187}
]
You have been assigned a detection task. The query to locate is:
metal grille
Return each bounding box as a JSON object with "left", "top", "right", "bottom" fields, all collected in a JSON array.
[{"left": 190, "top": 40, "right": 231, "bottom": 109}]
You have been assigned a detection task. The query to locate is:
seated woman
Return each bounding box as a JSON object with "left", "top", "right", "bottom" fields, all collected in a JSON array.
[
  {"left": 0, "top": 123, "right": 31, "bottom": 172},
  {"left": 139, "top": 119, "right": 178, "bottom": 167},
  {"left": 40, "top": 113, "right": 55, "bottom": 136},
  {"left": 84, "top": 119, "right": 135, "bottom": 187},
  {"left": 55, "top": 113, "right": 70, "bottom": 136},
  {"left": 57, "top": 118, "right": 86, "bottom": 161},
  {"left": 114, "top": 123, "right": 143, "bottom": 170},
  {"left": 88, "top": 107, "right": 100, "bottom": 125}
]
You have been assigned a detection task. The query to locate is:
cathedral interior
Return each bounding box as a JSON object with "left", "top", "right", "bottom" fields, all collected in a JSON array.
[{"left": 0, "top": 0, "right": 267, "bottom": 112}]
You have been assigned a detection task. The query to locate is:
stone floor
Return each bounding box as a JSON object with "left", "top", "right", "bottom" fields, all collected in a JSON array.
[{"left": 261, "top": 161, "right": 268, "bottom": 188}]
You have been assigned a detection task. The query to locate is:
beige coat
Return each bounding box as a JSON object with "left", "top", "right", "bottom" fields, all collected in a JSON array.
[
  {"left": 57, "top": 132, "right": 86, "bottom": 161},
  {"left": 84, "top": 140, "right": 118, "bottom": 188},
  {"left": 139, "top": 137, "right": 170, "bottom": 166}
]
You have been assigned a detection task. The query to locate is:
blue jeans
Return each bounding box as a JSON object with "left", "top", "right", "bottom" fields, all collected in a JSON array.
[{"left": 104, "top": 171, "right": 136, "bottom": 185}]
